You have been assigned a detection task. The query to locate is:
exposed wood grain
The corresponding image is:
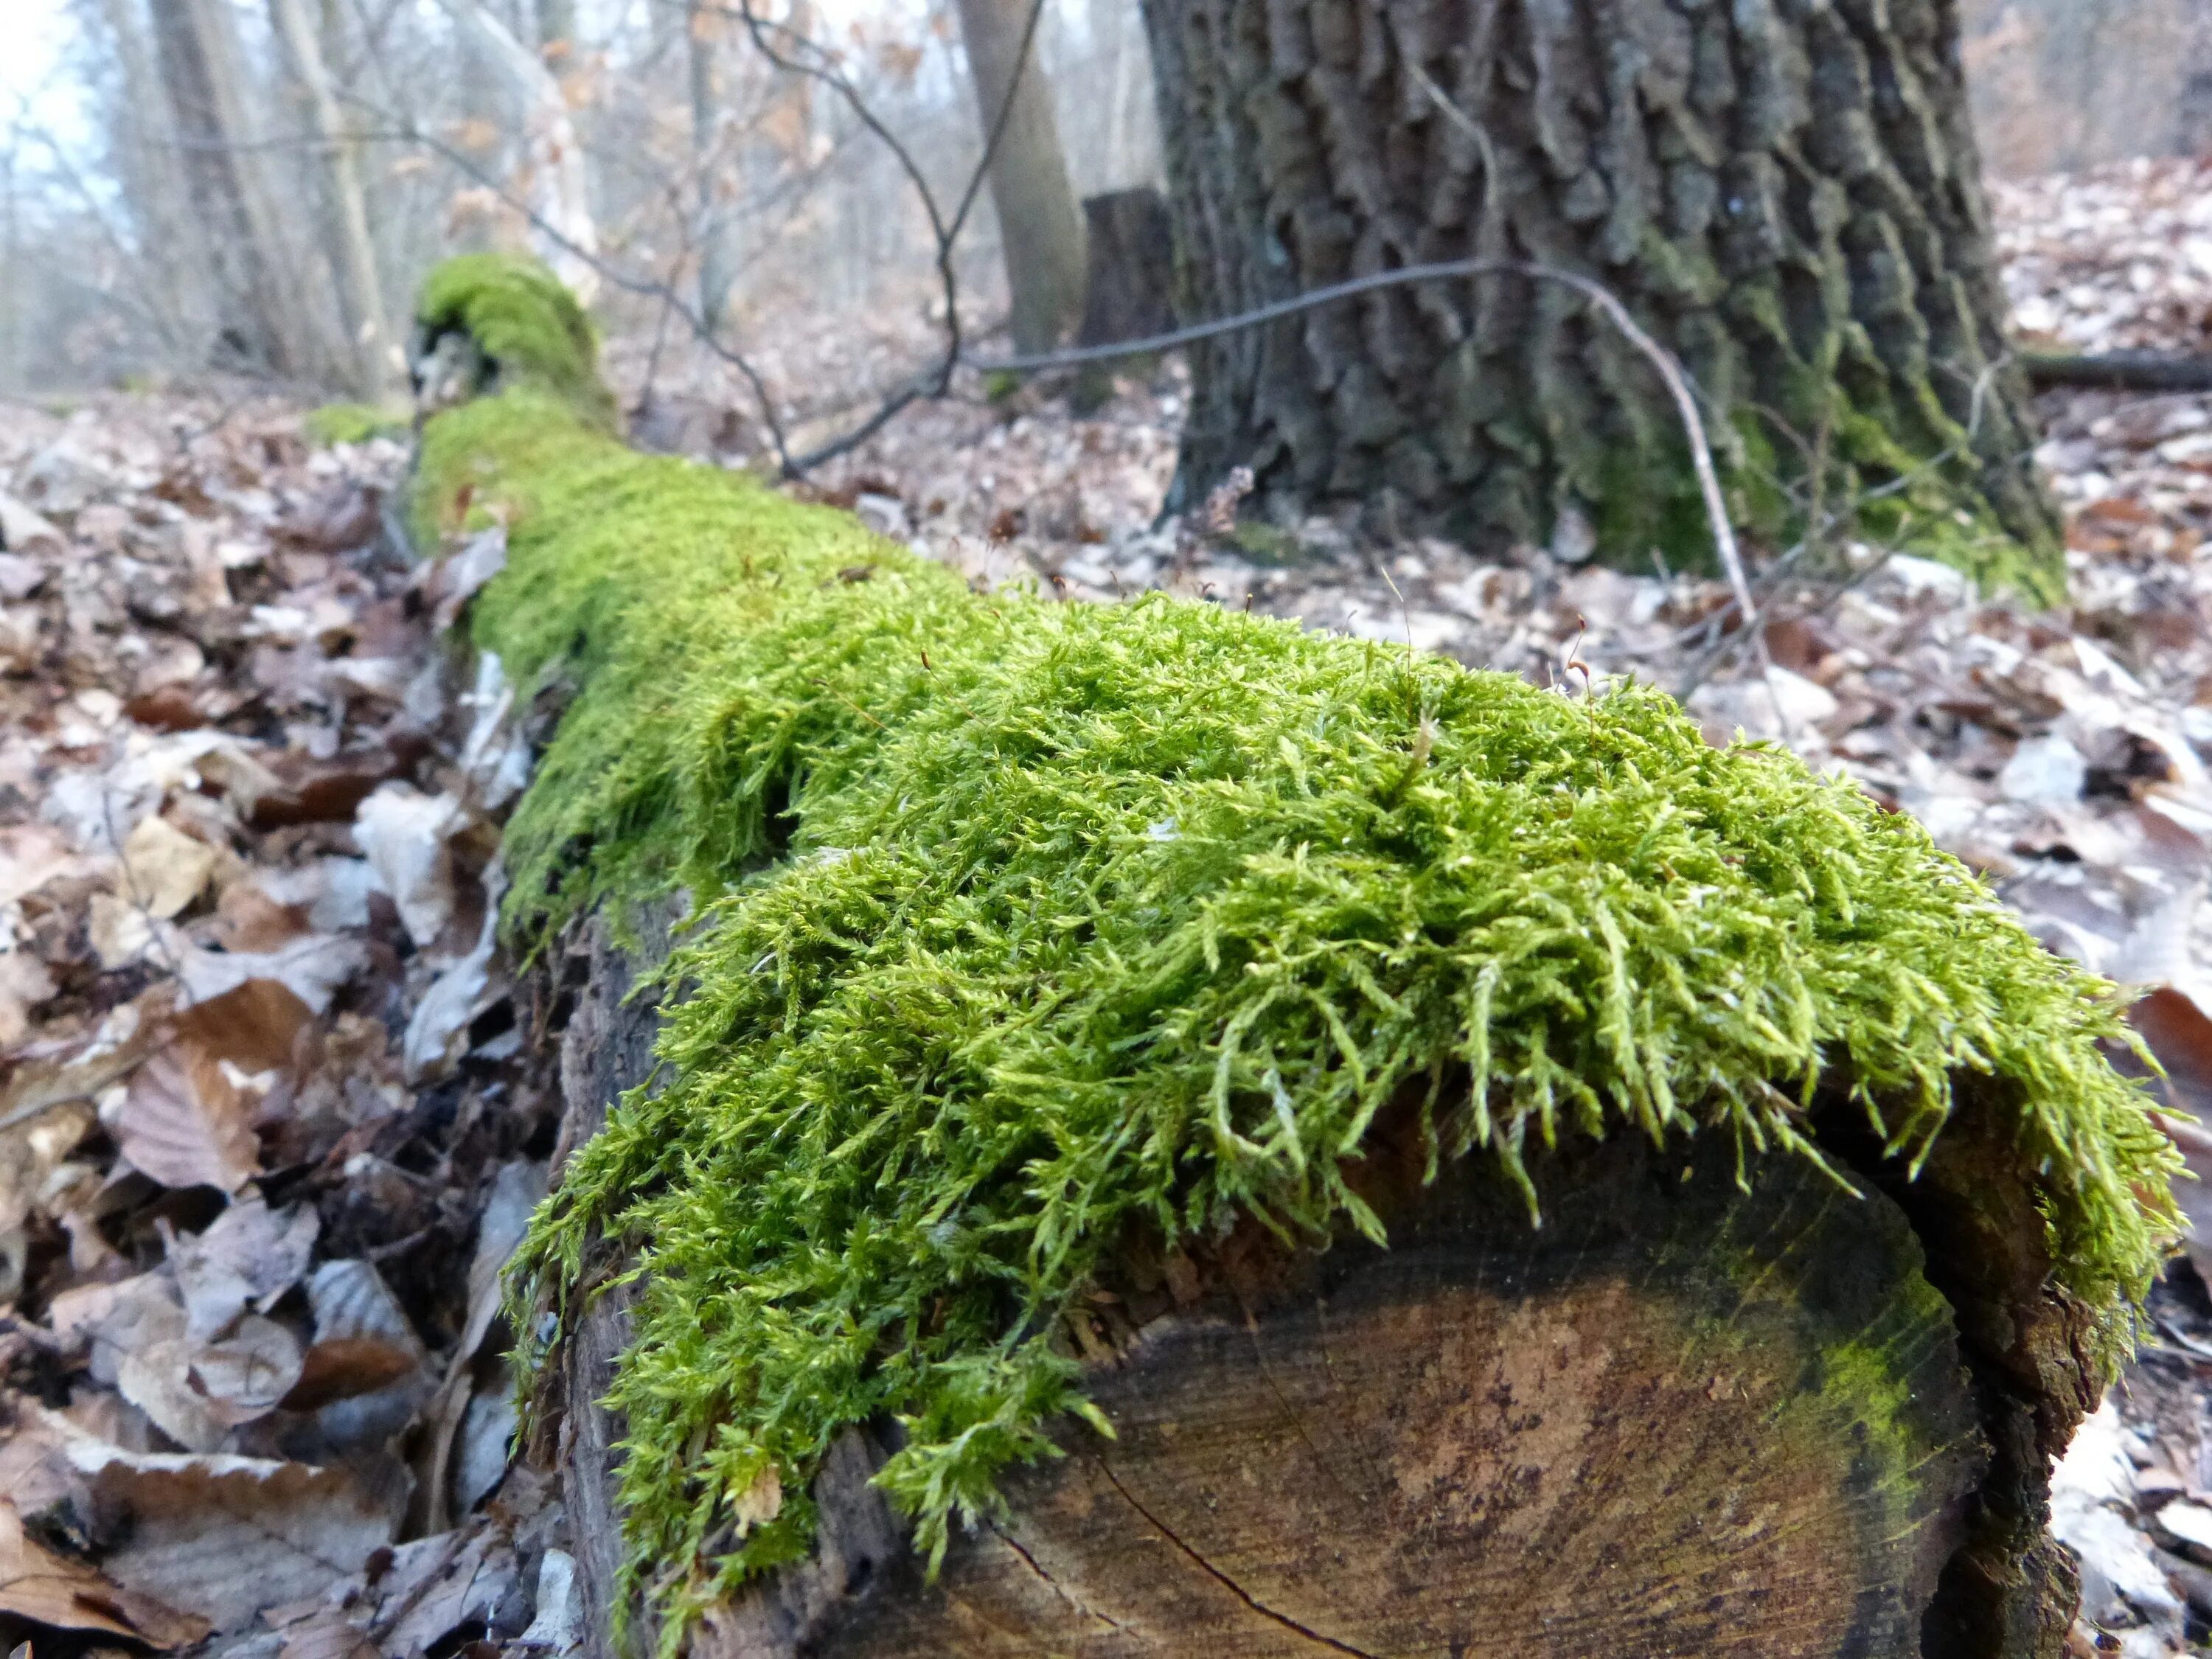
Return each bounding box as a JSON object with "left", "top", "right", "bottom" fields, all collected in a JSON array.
[{"left": 535, "top": 917, "right": 2003, "bottom": 1658}]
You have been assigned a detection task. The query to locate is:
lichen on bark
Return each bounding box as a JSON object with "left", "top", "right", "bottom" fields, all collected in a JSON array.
[{"left": 1141, "top": 0, "right": 2065, "bottom": 598}]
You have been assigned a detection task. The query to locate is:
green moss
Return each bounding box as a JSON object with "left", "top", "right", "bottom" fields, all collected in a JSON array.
[
  {"left": 305, "top": 402, "right": 410, "bottom": 446},
  {"left": 415, "top": 253, "right": 616, "bottom": 431},
  {"left": 402, "top": 263, "right": 2177, "bottom": 1652}
]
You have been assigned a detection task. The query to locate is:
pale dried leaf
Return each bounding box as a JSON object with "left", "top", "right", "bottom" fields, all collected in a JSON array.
[
  {"left": 451, "top": 1389, "right": 515, "bottom": 1514},
  {"left": 0, "top": 950, "right": 58, "bottom": 1049},
  {"left": 66, "top": 1447, "right": 403, "bottom": 1632},
  {"left": 0, "top": 493, "right": 63, "bottom": 555},
  {"left": 376, "top": 1523, "right": 518, "bottom": 1659},
  {"left": 0, "top": 824, "right": 86, "bottom": 909},
  {"left": 119, "top": 1316, "right": 303, "bottom": 1450},
  {"left": 174, "top": 933, "right": 366, "bottom": 1016},
  {"left": 112, "top": 1043, "right": 260, "bottom": 1192},
  {"left": 88, "top": 891, "right": 156, "bottom": 972},
  {"left": 352, "top": 785, "right": 463, "bottom": 949},
  {"left": 517, "top": 1548, "right": 578, "bottom": 1651},
  {"left": 167, "top": 1193, "right": 320, "bottom": 1341},
  {"left": 117, "top": 815, "right": 216, "bottom": 919},
  {"left": 0, "top": 1498, "right": 209, "bottom": 1648}
]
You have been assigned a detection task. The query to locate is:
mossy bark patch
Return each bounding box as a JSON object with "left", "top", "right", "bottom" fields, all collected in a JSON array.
[
  {"left": 1143, "top": 0, "right": 2063, "bottom": 599},
  {"left": 410, "top": 372, "right": 2174, "bottom": 1652}
]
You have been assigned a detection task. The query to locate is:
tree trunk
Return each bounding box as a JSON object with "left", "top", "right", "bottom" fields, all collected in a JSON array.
[
  {"left": 434, "top": 0, "right": 600, "bottom": 302},
  {"left": 527, "top": 917, "right": 2096, "bottom": 1659},
  {"left": 270, "top": 0, "right": 404, "bottom": 401},
  {"left": 1077, "top": 188, "right": 1177, "bottom": 351},
  {"left": 1137, "top": 0, "right": 2062, "bottom": 594},
  {"left": 686, "top": 0, "right": 736, "bottom": 329},
  {"left": 147, "top": 0, "right": 300, "bottom": 375},
  {"left": 954, "top": 0, "right": 1088, "bottom": 354}
]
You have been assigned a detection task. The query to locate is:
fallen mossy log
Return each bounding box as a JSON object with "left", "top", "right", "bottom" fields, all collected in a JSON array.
[{"left": 406, "top": 257, "right": 2180, "bottom": 1659}]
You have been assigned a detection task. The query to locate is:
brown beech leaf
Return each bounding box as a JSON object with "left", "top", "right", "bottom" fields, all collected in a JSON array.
[
  {"left": 173, "top": 978, "right": 314, "bottom": 1079},
  {"left": 0, "top": 1498, "right": 209, "bottom": 1649},
  {"left": 113, "top": 1043, "right": 260, "bottom": 1192},
  {"left": 280, "top": 1336, "right": 423, "bottom": 1413}
]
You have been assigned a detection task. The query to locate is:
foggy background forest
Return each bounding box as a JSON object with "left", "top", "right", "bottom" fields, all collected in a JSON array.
[{"left": 1, "top": 0, "right": 2208, "bottom": 414}]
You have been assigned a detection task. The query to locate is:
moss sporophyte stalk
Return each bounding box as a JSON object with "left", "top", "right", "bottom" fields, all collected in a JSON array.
[{"left": 406, "top": 258, "right": 2178, "bottom": 1649}]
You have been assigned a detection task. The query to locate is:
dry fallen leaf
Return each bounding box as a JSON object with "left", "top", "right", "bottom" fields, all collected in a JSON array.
[
  {"left": 0, "top": 950, "right": 57, "bottom": 1049},
  {"left": 174, "top": 932, "right": 366, "bottom": 1016},
  {"left": 88, "top": 891, "right": 156, "bottom": 972},
  {"left": 118, "top": 815, "right": 218, "bottom": 920},
  {"left": 0, "top": 1498, "right": 209, "bottom": 1649},
  {"left": 111, "top": 1043, "right": 260, "bottom": 1192},
  {"left": 166, "top": 1192, "right": 320, "bottom": 1341},
  {"left": 66, "top": 1445, "right": 404, "bottom": 1632},
  {"left": 119, "top": 1315, "right": 305, "bottom": 1452},
  {"left": 0, "top": 824, "right": 85, "bottom": 910},
  {"left": 352, "top": 785, "right": 464, "bottom": 949}
]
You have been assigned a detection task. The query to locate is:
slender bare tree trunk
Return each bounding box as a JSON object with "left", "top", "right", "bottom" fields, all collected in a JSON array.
[
  {"left": 953, "top": 0, "right": 1086, "bottom": 353},
  {"left": 536, "top": 0, "right": 577, "bottom": 59},
  {"left": 148, "top": 0, "right": 301, "bottom": 373},
  {"left": 94, "top": 0, "right": 203, "bottom": 355},
  {"left": 685, "top": 0, "right": 736, "bottom": 328},
  {"left": 434, "top": 0, "right": 599, "bottom": 301},
  {"left": 270, "top": 0, "right": 403, "bottom": 400}
]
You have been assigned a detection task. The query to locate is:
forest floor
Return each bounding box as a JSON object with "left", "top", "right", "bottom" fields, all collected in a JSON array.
[{"left": 10, "top": 159, "right": 2212, "bottom": 1659}]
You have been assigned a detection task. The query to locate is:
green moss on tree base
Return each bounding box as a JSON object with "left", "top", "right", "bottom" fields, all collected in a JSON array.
[{"left": 403, "top": 261, "right": 2176, "bottom": 1654}]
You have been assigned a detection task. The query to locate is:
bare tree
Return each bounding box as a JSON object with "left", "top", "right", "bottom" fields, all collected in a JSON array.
[
  {"left": 147, "top": 0, "right": 303, "bottom": 372},
  {"left": 270, "top": 0, "right": 403, "bottom": 399},
  {"left": 434, "top": 0, "right": 600, "bottom": 301},
  {"left": 953, "top": 0, "right": 1084, "bottom": 353}
]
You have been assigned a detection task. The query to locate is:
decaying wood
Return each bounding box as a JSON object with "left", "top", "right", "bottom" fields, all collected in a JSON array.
[
  {"left": 529, "top": 924, "right": 2098, "bottom": 1659},
  {"left": 2022, "top": 350, "right": 2212, "bottom": 393}
]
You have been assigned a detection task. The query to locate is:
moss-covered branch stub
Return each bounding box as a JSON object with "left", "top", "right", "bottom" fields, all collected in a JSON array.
[
  {"left": 405, "top": 257, "right": 2176, "bottom": 1653},
  {"left": 414, "top": 252, "right": 616, "bottom": 432}
]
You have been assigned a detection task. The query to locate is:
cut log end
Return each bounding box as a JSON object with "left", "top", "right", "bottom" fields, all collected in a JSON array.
[
  {"left": 763, "top": 1139, "right": 1986, "bottom": 1659},
  {"left": 531, "top": 922, "right": 2097, "bottom": 1659}
]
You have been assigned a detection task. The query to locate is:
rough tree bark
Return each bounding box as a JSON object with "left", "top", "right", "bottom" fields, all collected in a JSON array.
[
  {"left": 1137, "top": 0, "right": 2060, "bottom": 586},
  {"left": 954, "top": 0, "right": 1088, "bottom": 354},
  {"left": 148, "top": 0, "right": 305, "bottom": 375},
  {"left": 269, "top": 0, "right": 404, "bottom": 400},
  {"left": 524, "top": 918, "right": 2100, "bottom": 1659}
]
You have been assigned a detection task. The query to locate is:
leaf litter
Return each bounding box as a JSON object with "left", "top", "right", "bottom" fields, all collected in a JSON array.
[
  {"left": 0, "top": 393, "right": 562, "bottom": 1659},
  {"left": 10, "top": 161, "right": 2212, "bottom": 1658}
]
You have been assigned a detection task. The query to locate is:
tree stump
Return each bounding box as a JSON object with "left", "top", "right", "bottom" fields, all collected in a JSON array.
[
  {"left": 1072, "top": 187, "right": 1176, "bottom": 410},
  {"left": 530, "top": 923, "right": 2094, "bottom": 1659}
]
